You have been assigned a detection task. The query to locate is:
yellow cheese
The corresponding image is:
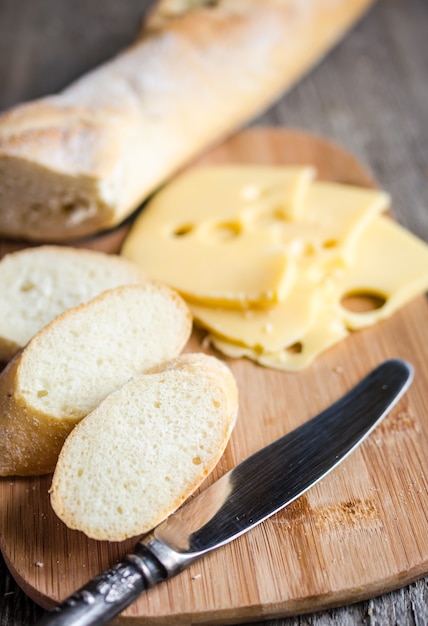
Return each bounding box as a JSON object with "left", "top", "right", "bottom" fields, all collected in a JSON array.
[
  {"left": 190, "top": 275, "right": 320, "bottom": 352},
  {"left": 207, "top": 215, "right": 428, "bottom": 370},
  {"left": 284, "top": 182, "right": 390, "bottom": 269},
  {"left": 122, "top": 165, "right": 315, "bottom": 308},
  {"left": 257, "top": 312, "right": 348, "bottom": 371},
  {"left": 122, "top": 167, "right": 389, "bottom": 308},
  {"left": 121, "top": 163, "right": 428, "bottom": 372},
  {"left": 335, "top": 215, "right": 428, "bottom": 330},
  {"left": 207, "top": 282, "right": 348, "bottom": 371}
]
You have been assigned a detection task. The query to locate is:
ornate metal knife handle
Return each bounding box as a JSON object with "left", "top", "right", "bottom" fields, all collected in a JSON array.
[{"left": 36, "top": 543, "right": 167, "bottom": 625}]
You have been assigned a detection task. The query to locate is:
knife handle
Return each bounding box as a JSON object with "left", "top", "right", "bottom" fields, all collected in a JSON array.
[{"left": 35, "top": 542, "right": 167, "bottom": 626}]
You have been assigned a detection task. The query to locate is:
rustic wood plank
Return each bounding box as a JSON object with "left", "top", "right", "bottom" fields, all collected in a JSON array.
[{"left": 0, "top": 0, "right": 427, "bottom": 624}]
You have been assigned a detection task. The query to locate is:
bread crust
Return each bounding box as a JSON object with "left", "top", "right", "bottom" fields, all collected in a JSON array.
[
  {"left": 0, "top": 356, "right": 81, "bottom": 476},
  {"left": 0, "top": 282, "right": 192, "bottom": 476},
  {"left": 50, "top": 353, "right": 239, "bottom": 541},
  {"left": 0, "top": 0, "right": 375, "bottom": 242}
]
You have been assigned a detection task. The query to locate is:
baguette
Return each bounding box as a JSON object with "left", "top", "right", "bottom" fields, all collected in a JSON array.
[
  {"left": 50, "top": 353, "right": 238, "bottom": 541},
  {"left": 0, "top": 245, "right": 146, "bottom": 361},
  {"left": 0, "top": 0, "right": 375, "bottom": 242},
  {"left": 0, "top": 282, "right": 192, "bottom": 476}
]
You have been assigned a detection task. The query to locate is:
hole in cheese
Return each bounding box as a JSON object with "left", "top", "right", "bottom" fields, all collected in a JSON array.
[
  {"left": 341, "top": 291, "right": 386, "bottom": 313},
  {"left": 210, "top": 221, "right": 242, "bottom": 241},
  {"left": 172, "top": 223, "right": 194, "bottom": 237},
  {"left": 286, "top": 342, "right": 303, "bottom": 354}
]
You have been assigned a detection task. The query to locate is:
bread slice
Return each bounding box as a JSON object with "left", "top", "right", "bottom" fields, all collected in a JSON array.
[
  {"left": 0, "top": 282, "right": 192, "bottom": 476},
  {"left": 0, "top": 245, "right": 147, "bottom": 362},
  {"left": 50, "top": 353, "right": 238, "bottom": 541},
  {"left": 0, "top": 0, "right": 374, "bottom": 242}
]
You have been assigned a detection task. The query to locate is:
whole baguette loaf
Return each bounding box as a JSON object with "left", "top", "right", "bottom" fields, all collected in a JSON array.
[
  {"left": 0, "top": 282, "right": 192, "bottom": 476},
  {"left": 0, "top": 0, "right": 374, "bottom": 242},
  {"left": 50, "top": 353, "right": 238, "bottom": 541},
  {"left": 0, "top": 245, "right": 146, "bottom": 361}
]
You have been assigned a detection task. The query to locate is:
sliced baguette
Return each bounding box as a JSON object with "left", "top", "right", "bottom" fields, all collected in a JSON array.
[
  {"left": 0, "top": 245, "right": 147, "bottom": 362},
  {"left": 0, "top": 0, "right": 374, "bottom": 242},
  {"left": 0, "top": 282, "right": 192, "bottom": 477},
  {"left": 50, "top": 353, "right": 238, "bottom": 541}
]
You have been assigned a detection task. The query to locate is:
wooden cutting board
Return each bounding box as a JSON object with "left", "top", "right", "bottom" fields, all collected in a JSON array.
[{"left": 1, "top": 128, "right": 428, "bottom": 625}]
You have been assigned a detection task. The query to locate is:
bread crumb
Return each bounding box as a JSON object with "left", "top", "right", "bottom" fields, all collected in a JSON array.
[
  {"left": 192, "top": 574, "right": 202, "bottom": 580},
  {"left": 35, "top": 561, "right": 44, "bottom": 568}
]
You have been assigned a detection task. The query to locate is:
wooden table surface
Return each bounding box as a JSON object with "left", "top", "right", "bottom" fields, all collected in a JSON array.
[{"left": 0, "top": 0, "right": 427, "bottom": 624}]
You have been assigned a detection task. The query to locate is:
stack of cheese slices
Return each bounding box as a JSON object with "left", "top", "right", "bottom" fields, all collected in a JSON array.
[{"left": 122, "top": 164, "right": 428, "bottom": 371}]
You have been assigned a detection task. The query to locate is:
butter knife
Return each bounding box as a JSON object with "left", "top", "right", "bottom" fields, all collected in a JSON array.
[{"left": 35, "top": 358, "right": 413, "bottom": 626}]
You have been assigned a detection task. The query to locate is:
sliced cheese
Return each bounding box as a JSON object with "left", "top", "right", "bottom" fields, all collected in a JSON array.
[
  {"left": 257, "top": 316, "right": 348, "bottom": 371},
  {"left": 272, "top": 181, "right": 390, "bottom": 269},
  {"left": 210, "top": 319, "right": 348, "bottom": 371},
  {"left": 190, "top": 275, "right": 320, "bottom": 352},
  {"left": 122, "top": 165, "right": 314, "bottom": 307},
  {"left": 121, "top": 163, "right": 428, "bottom": 372},
  {"left": 208, "top": 215, "right": 428, "bottom": 370},
  {"left": 123, "top": 167, "right": 389, "bottom": 308},
  {"left": 208, "top": 280, "right": 349, "bottom": 371},
  {"left": 124, "top": 227, "right": 296, "bottom": 309},
  {"left": 335, "top": 215, "right": 428, "bottom": 330}
]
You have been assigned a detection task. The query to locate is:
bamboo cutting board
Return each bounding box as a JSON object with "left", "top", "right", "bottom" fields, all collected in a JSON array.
[{"left": 1, "top": 128, "right": 428, "bottom": 625}]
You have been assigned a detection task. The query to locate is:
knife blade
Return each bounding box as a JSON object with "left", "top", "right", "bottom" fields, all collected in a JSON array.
[{"left": 35, "top": 358, "right": 413, "bottom": 626}]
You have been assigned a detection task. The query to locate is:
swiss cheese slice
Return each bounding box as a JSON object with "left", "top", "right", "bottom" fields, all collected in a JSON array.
[
  {"left": 335, "top": 215, "right": 428, "bottom": 330},
  {"left": 122, "top": 165, "right": 314, "bottom": 307},
  {"left": 282, "top": 182, "right": 390, "bottom": 268},
  {"left": 188, "top": 180, "right": 390, "bottom": 340},
  {"left": 206, "top": 216, "right": 428, "bottom": 370},
  {"left": 190, "top": 277, "right": 321, "bottom": 353},
  {"left": 208, "top": 282, "right": 349, "bottom": 371},
  {"left": 123, "top": 167, "right": 389, "bottom": 308},
  {"left": 122, "top": 163, "right": 428, "bottom": 372}
]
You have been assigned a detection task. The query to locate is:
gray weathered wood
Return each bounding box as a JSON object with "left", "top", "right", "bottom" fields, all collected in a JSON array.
[{"left": 0, "top": 0, "right": 427, "bottom": 624}]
